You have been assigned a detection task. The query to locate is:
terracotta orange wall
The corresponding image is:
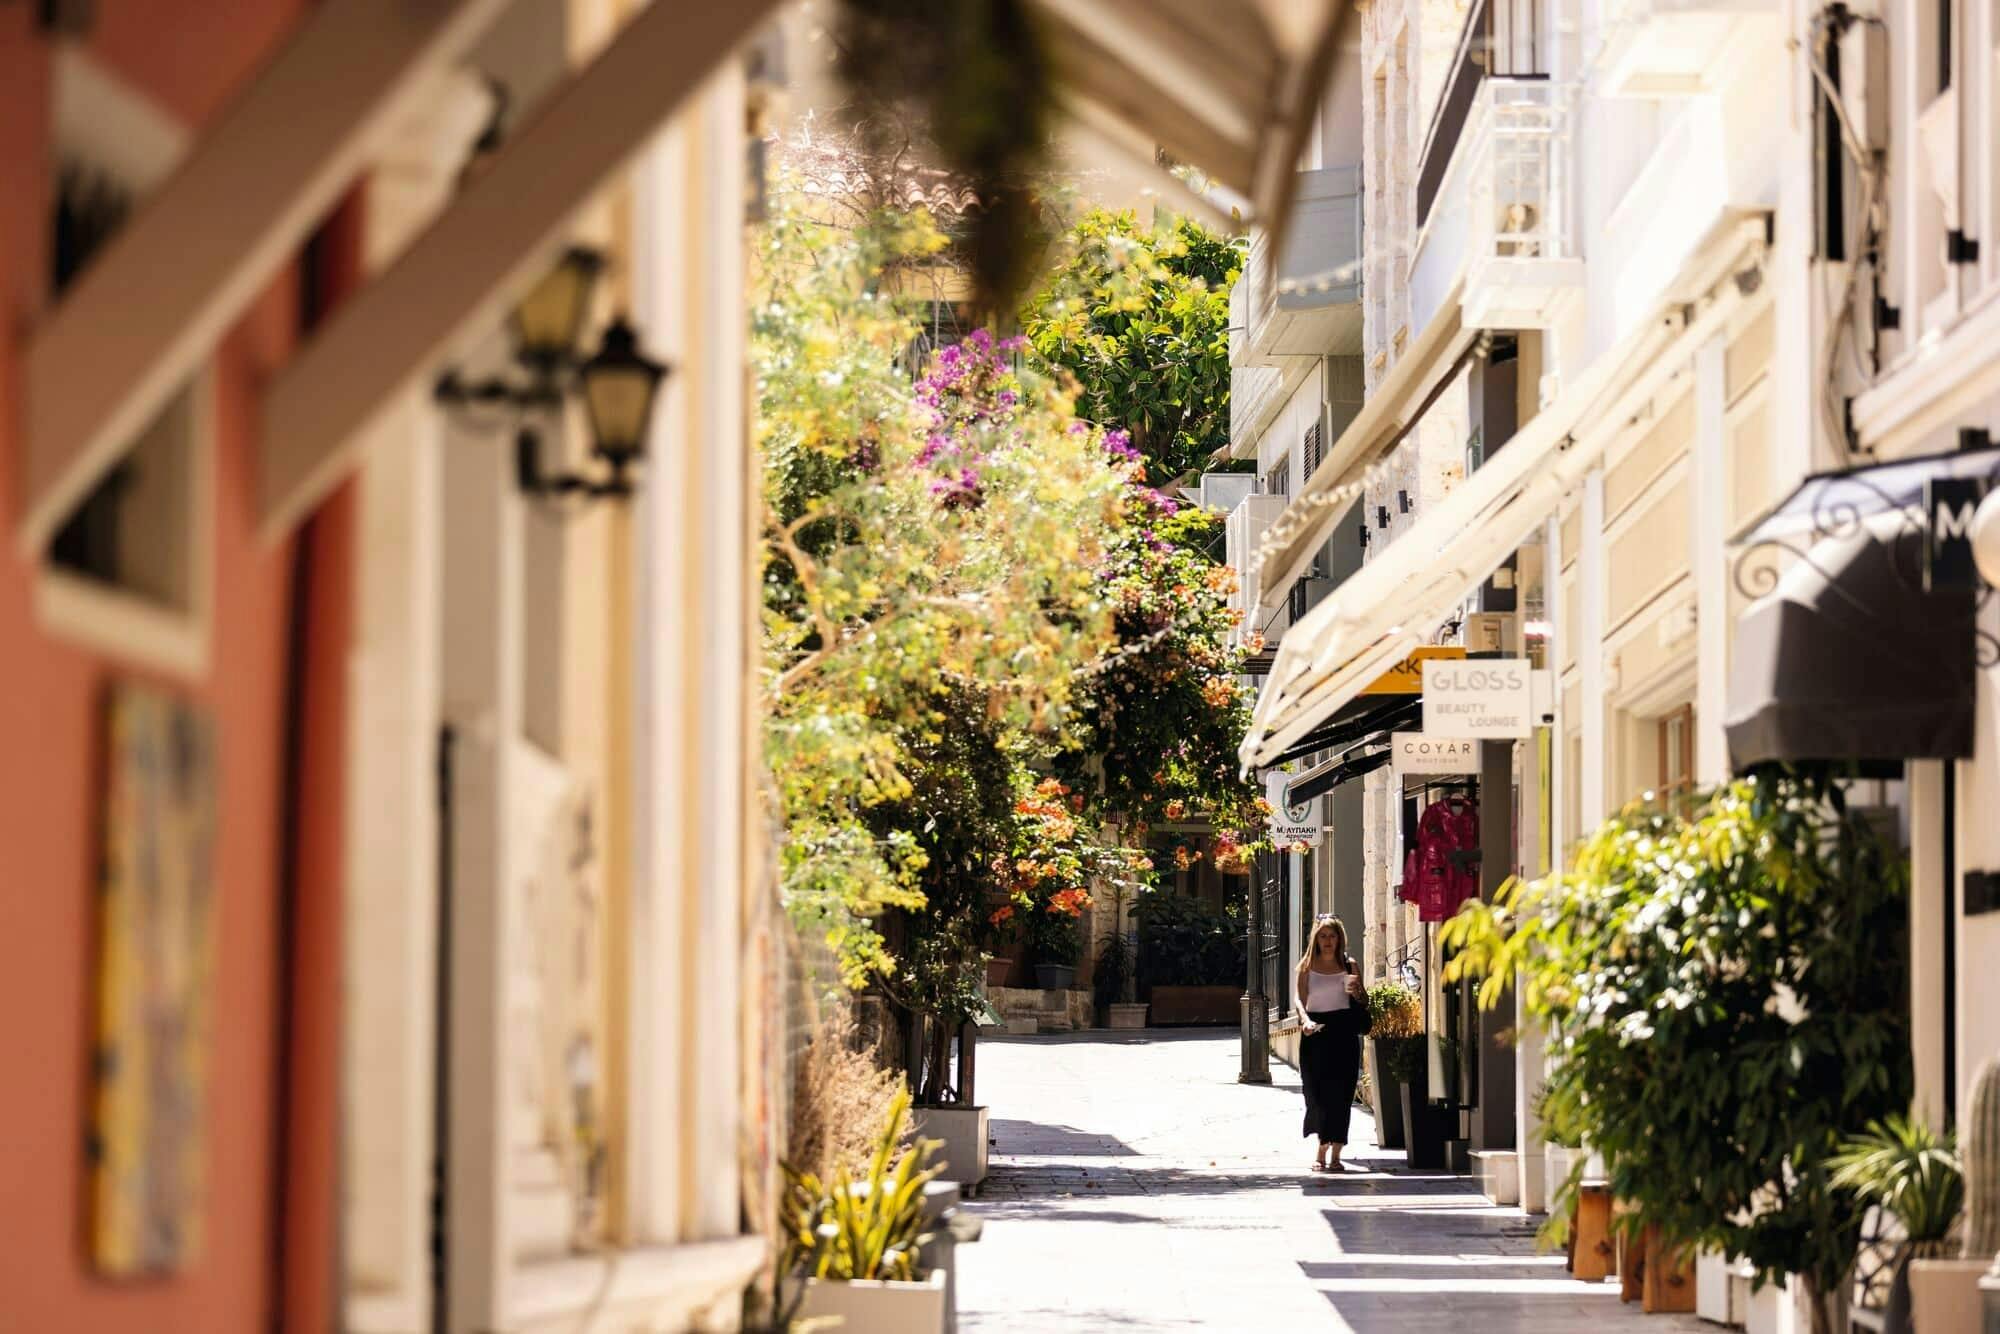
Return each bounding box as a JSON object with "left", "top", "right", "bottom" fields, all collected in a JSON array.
[{"left": 0, "top": 5, "right": 348, "bottom": 1331}]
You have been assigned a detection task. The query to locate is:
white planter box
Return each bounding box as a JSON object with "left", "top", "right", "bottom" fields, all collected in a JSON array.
[
  {"left": 794, "top": 1271, "right": 947, "bottom": 1334},
  {"left": 1742, "top": 1273, "right": 1817, "bottom": 1334},
  {"left": 1108, "top": 1002, "right": 1148, "bottom": 1030},
  {"left": 1694, "top": 1248, "right": 1737, "bottom": 1325},
  {"left": 912, "top": 1105, "right": 989, "bottom": 1189},
  {"left": 1543, "top": 1144, "right": 1578, "bottom": 1206},
  {"left": 1910, "top": 1257, "right": 1989, "bottom": 1334},
  {"left": 1472, "top": 1150, "right": 1519, "bottom": 1206}
]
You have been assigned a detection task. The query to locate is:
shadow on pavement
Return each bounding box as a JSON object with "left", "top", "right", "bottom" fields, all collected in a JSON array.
[{"left": 987, "top": 1118, "right": 1139, "bottom": 1156}]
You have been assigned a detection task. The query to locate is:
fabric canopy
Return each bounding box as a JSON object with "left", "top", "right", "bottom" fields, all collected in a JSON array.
[
  {"left": 1726, "top": 518, "right": 1976, "bottom": 770},
  {"left": 1263, "top": 694, "right": 1422, "bottom": 769},
  {"left": 1286, "top": 742, "right": 1393, "bottom": 804}
]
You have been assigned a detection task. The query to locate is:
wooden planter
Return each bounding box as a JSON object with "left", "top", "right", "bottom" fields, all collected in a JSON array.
[{"left": 1146, "top": 984, "right": 1239, "bottom": 1025}]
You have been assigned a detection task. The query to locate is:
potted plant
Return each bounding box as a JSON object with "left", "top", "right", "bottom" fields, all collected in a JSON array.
[
  {"left": 1093, "top": 929, "right": 1146, "bottom": 1028},
  {"left": 1829, "top": 1114, "right": 1963, "bottom": 1334},
  {"left": 781, "top": 1089, "right": 948, "bottom": 1334},
  {"left": 1366, "top": 982, "right": 1422, "bottom": 1151},
  {"left": 1028, "top": 886, "right": 1089, "bottom": 991},
  {"left": 1441, "top": 775, "right": 1913, "bottom": 1328},
  {"left": 1533, "top": 1083, "right": 1584, "bottom": 1206},
  {"left": 1904, "top": 1057, "right": 2000, "bottom": 1334},
  {"left": 983, "top": 900, "right": 1022, "bottom": 989}
]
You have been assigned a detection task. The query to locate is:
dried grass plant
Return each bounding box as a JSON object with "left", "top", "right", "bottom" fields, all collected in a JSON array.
[{"left": 788, "top": 999, "right": 908, "bottom": 1184}]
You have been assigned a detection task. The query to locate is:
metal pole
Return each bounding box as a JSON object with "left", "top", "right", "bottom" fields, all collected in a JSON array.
[{"left": 1240, "top": 848, "right": 1272, "bottom": 1084}]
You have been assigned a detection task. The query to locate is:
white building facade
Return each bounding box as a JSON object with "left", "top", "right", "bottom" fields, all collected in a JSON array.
[{"left": 1235, "top": 0, "right": 2000, "bottom": 1306}]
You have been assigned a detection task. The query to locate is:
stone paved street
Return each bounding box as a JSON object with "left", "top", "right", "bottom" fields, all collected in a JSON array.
[{"left": 954, "top": 1030, "right": 1712, "bottom": 1333}]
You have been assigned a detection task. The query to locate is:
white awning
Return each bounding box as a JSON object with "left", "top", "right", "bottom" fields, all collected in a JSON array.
[
  {"left": 1241, "top": 216, "right": 1769, "bottom": 770},
  {"left": 1248, "top": 294, "right": 1476, "bottom": 610},
  {"left": 1031, "top": 0, "right": 1346, "bottom": 244}
]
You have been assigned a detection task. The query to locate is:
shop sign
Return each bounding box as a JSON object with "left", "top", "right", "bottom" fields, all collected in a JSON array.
[
  {"left": 1422, "top": 657, "right": 1532, "bottom": 738},
  {"left": 1264, "top": 771, "right": 1322, "bottom": 849},
  {"left": 1390, "top": 732, "right": 1479, "bottom": 777},
  {"left": 1359, "top": 644, "right": 1467, "bottom": 696},
  {"left": 1925, "top": 476, "right": 1987, "bottom": 591}
]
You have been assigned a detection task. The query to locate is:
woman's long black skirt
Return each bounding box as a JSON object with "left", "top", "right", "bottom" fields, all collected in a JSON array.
[{"left": 1300, "top": 1008, "right": 1364, "bottom": 1145}]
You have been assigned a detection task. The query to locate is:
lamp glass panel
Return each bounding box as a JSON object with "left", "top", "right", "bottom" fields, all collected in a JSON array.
[
  {"left": 583, "top": 367, "right": 658, "bottom": 460},
  {"left": 511, "top": 258, "right": 593, "bottom": 365}
]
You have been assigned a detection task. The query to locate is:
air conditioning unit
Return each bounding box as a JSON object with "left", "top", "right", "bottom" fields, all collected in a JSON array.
[{"left": 1226, "top": 493, "right": 1290, "bottom": 643}]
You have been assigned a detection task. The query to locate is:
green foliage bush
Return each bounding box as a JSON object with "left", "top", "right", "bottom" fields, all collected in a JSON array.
[
  {"left": 1024, "top": 208, "right": 1238, "bottom": 486},
  {"left": 1133, "top": 891, "right": 1244, "bottom": 992},
  {"left": 1442, "top": 774, "right": 1911, "bottom": 1319}
]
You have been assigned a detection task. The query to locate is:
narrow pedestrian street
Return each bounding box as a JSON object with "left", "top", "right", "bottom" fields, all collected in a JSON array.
[{"left": 956, "top": 1031, "right": 1711, "bottom": 1333}]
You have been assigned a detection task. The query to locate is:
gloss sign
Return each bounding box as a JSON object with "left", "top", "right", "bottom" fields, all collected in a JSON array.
[{"left": 1422, "top": 658, "right": 1531, "bottom": 738}]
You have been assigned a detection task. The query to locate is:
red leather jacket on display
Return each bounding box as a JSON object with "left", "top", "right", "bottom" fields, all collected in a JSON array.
[{"left": 1399, "top": 794, "right": 1480, "bottom": 921}]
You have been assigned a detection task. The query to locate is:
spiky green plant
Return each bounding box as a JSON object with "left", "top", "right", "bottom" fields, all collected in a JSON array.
[
  {"left": 779, "top": 1088, "right": 941, "bottom": 1283},
  {"left": 1828, "top": 1115, "right": 1963, "bottom": 1248}
]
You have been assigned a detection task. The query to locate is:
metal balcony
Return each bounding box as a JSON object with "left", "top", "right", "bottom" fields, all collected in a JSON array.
[
  {"left": 1596, "top": 0, "right": 1779, "bottom": 98},
  {"left": 1413, "top": 79, "right": 1581, "bottom": 333}
]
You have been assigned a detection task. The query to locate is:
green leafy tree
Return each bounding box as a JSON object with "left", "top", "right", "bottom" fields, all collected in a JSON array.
[
  {"left": 756, "top": 190, "right": 1130, "bottom": 986},
  {"left": 1441, "top": 775, "right": 1911, "bottom": 1333},
  {"left": 1023, "top": 208, "right": 1239, "bottom": 486}
]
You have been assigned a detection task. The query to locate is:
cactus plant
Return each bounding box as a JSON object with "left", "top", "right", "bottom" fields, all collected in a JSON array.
[{"left": 1964, "top": 1056, "right": 2000, "bottom": 1261}]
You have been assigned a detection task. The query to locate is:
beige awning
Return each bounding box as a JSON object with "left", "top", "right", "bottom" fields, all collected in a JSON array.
[
  {"left": 1248, "top": 293, "right": 1475, "bottom": 612},
  {"left": 1241, "top": 218, "right": 1770, "bottom": 770},
  {"left": 1031, "top": 0, "right": 1347, "bottom": 242}
]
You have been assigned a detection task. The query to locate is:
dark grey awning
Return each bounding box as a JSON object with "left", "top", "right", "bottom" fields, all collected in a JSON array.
[
  {"left": 1726, "top": 519, "right": 1976, "bottom": 771},
  {"left": 1731, "top": 444, "right": 2000, "bottom": 546},
  {"left": 1264, "top": 694, "right": 1421, "bottom": 770},
  {"left": 1286, "top": 741, "right": 1393, "bottom": 805}
]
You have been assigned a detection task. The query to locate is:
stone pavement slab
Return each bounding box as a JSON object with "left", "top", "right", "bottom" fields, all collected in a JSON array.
[{"left": 954, "top": 1029, "right": 1712, "bottom": 1334}]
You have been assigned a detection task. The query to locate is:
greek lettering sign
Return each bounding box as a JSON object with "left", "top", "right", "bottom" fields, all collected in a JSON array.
[
  {"left": 1264, "top": 771, "right": 1321, "bottom": 848},
  {"left": 1359, "top": 645, "right": 1467, "bottom": 696},
  {"left": 1390, "top": 733, "right": 1480, "bottom": 777},
  {"left": 1422, "top": 658, "right": 1532, "bottom": 738}
]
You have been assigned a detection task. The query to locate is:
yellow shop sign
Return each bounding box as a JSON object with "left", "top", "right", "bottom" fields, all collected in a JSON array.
[{"left": 1360, "top": 645, "right": 1466, "bottom": 696}]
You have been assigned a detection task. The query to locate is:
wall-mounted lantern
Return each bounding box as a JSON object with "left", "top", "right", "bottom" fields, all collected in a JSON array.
[{"left": 436, "top": 248, "right": 668, "bottom": 505}]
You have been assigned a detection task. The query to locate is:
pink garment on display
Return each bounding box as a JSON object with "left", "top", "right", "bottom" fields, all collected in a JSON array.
[{"left": 1399, "top": 794, "right": 1480, "bottom": 921}]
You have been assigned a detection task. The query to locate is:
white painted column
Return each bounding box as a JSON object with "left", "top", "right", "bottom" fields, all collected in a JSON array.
[
  {"left": 628, "top": 113, "right": 688, "bottom": 1248},
  {"left": 1579, "top": 469, "right": 1609, "bottom": 828},
  {"left": 1909, "top": 760, "right": 1951, "bottom": 1129},
  {"left": 1692, "top": 333, "right": 1731, "bottom": 784},
  {"left": 440, "top": 412, "right": 525, "bottom": 1332},
  {"left": 342, "top": 395, "right": 444, "bottom": 1329},
  {"left": 629, "top": 66, "right": 749, "bottom": 1245}
]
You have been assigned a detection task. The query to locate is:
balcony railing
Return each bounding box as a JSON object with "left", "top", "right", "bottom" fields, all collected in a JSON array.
[
  {"left": 1452, "top": 79, "right": 1581, "bottom": 329},
  {"left": 1417, "top": 0, "right": 1547, "bottom": 229}
]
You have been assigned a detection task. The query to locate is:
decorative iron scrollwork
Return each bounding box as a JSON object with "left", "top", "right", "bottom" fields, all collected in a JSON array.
[{"left": 1730, "top": 461, "right": 2000, "bottom": 668}]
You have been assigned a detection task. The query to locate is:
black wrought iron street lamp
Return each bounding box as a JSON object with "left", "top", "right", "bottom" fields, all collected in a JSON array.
[{"left": 435, "top": 247, "right": 669, "bottom": 505}]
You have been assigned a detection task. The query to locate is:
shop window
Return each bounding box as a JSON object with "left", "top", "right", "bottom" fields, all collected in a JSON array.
[
  {"left": 37, "top": 378, "right": 215, "bottom": 678},
  {"left": 36, "top": 50, "right": 210, "bottom": 677},
  {"left": 1657, "top": 704, "right": 1694, "bottom": 809}
]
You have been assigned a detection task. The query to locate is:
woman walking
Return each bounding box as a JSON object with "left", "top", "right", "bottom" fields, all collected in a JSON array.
[{"left": 1297, "top": 915, "right": 1369, "bottom": 1171}]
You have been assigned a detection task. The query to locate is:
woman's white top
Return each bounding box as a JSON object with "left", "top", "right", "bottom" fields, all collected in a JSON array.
[{"left": 1304, "top": 967, "right": 1352, "bottom": 1011}]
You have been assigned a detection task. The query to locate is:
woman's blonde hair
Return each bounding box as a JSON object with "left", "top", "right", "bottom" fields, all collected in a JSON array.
[{"left": 1296, "top": 914, "right": 1351, "bottom": 977}]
